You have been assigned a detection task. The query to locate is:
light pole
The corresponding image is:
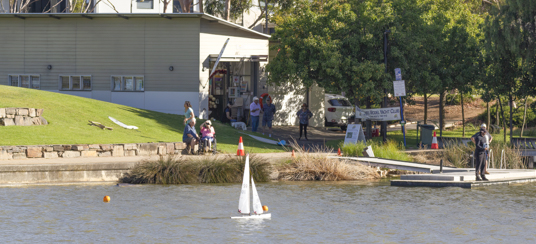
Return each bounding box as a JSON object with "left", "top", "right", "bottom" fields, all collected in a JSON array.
[{"left": 382, "top": 30, "right": 390, "bottom": 143}]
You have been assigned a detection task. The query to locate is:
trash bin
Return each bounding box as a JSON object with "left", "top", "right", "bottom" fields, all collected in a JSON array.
[{"left": 420, "top": 124, "right": 435, "bottom": 146}]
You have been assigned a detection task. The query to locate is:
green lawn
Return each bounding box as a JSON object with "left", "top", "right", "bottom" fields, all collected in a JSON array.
[{"left": 0, "top": 86, "right": 284, "bottom": 153}]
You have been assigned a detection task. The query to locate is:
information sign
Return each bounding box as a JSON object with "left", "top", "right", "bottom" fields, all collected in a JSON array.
[
  {"left": 393, "top": 80, "right": 406, "bottom": 97},
  {"left": 395, "top": 68, "right": 402, "bottom": 80},
  {"left": 344, "top": 124, "right": 366, "bottom": 145}
]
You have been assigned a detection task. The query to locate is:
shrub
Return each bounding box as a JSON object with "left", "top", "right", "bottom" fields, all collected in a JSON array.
[
  {"left": 341, "top": 140, "right": 412, "bottom": 162},
  {"left": 445, "top": 93, "right": 476, "bottom": 105},
  {"left": 479, "top": 104, "right": 536, "bottom": 128}
]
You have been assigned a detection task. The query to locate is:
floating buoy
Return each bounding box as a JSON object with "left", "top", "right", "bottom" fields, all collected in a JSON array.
[
  {"left": 262, "top": 205, "right": 269, "bottom": 212},
  {"left": 103, "top": 196, "right": 110, "bottom": 202}
]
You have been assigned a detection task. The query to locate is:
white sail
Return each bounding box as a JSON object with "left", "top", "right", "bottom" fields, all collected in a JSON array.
[
  {"left": 251, "top": 178, "right": 264, "bottom": 215},
  {"left": 237, "top": 154, "right": 250, "bottom": 214}
]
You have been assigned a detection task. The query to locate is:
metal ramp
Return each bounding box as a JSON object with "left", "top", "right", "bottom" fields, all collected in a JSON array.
[{"left": 332, "top": 156, "right": 456, "bottom": 173}]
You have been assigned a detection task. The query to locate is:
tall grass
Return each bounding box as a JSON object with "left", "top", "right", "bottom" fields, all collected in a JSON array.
[
  {"left": 442, "top": 141, "right": 525, "bottom": 169},
  {"left": 277, "top": 142, "right": 379, "bottom": 181},
  {"left": 340, "top": 140, "right": 412, "bottom": 162},
  {"left": 120, "top": 155, "right": 271, "bottom": 184}
]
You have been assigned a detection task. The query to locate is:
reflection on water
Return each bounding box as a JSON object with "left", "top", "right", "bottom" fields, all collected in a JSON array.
[{"left": 0, "top": 180, "right": 536, "bottom": 243}]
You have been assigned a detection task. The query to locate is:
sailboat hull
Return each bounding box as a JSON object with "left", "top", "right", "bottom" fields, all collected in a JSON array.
[{"left": 231, "top": 213, "right": 271, "bottom": 219}]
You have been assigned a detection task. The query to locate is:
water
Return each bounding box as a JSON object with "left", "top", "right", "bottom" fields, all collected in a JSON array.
[{"left": 1, "top": 180, "right": 536, "bottom": 243}]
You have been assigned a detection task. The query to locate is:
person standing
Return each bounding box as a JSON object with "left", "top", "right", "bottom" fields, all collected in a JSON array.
[
  {"left": 262, "top": 98, "right": 276, "bottom": 137},
  {"left": 297, "top": 103, "right": 313, "bottom": 140},
  {"left": 183, "top": 101, "right": 195, "bottom": 125},
  {"left": 250, "top": 97, "right": 261, "bottom": 132},
  {"left": 472, "top": 123, "right": 493, "bottom": 174},
  {"left": 183, "top": 118, "right": 199, "bottom": 155},
  {"left": 472, "top": 128, "right": 489, "bottom": 181}
]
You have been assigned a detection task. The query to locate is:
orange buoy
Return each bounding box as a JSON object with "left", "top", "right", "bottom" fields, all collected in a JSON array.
[
  {"left": 262, "top": 205, "right": 269, "bottom": 212},
  {"left": 103, "top": 196, "right": 110, "bottom": 202},
  {"left": 292, "top": 150, "right": 295, "bottom": 157}
]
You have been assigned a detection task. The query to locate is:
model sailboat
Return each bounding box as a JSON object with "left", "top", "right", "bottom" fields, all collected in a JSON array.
[{"left": 231, "top": 154, "right": 271, "bottom": 219}]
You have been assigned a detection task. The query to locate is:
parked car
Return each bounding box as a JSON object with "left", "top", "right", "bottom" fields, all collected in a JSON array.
[{"left": 324, "top": 94, "right": 354, "bottom": 131}]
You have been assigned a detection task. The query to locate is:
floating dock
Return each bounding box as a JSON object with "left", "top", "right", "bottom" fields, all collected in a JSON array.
[{"left": 336, "top": 156, "right": 536, "bottom": 188}]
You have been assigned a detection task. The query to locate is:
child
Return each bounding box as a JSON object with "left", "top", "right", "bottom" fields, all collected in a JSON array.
[{"left": 200, "top": 120, "right": 215, "bottom": 151}]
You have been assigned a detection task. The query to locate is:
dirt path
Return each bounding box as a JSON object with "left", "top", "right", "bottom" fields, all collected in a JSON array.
[{"left": 403, "top": 96, "right": 490, "bottom": 124}]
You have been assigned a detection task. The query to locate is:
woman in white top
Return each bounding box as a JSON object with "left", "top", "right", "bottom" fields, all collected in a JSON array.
[{"left": 183, "top": 101, "right": 194, "bottom": 125}]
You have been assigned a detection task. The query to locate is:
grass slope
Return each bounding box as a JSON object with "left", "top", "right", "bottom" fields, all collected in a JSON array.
[{"left": 0, "top": 86, "right": 284, "bottom": 153}]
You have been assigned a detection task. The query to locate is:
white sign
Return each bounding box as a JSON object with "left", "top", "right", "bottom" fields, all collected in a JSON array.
[
  {"left": 393, "top": 80, "right": 406, "bottom": 97},
  {"left": 233, "top": 76, "right": 240, "bottom": 84},
  {"left": 395, "top": 68, "right": 402, "bottom": 80},
  {"left": 344, "top": 124, "right": 366, "bottom": 145},
  {"left": 355, "top": 107, "right": 401, "bottom": 121}
]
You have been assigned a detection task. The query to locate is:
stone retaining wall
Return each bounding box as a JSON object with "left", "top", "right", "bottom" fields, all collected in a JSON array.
[
  {"left": 0, "top": 142, "right": 187, "bottom": 160},
  {"left": 0, "top": 108, "right": 48, "bottom": 126}
]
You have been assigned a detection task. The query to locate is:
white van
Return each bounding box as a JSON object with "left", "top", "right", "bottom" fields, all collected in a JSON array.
[{"left": 324, "top": 94, "right": 354, "bottom": 130}]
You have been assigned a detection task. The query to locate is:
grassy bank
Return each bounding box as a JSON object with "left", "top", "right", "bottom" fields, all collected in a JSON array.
[{"left": 0, "top": 85, "right": 284, "bottom": 153}]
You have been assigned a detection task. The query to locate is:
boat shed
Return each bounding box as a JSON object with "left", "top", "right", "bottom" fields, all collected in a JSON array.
[{"left": 0, "top": 13, "right": 271, "bottom": 119}]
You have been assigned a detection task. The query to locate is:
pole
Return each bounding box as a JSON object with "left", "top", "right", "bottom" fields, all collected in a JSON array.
[
  {"left": 400, "top": 96, "right": 406, "bottom": 147},
  {"left": 382, "top": 30, "right": 390, "bottom": 143},
  {"left": 265, "top": 1, "right": 269, "bottom": 34}
]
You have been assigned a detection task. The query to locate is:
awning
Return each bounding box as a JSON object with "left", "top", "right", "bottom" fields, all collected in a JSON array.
[{"left": 208, "top": 54, "right": 268, "bottom": 62}]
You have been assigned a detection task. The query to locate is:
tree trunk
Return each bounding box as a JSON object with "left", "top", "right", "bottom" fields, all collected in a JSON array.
[
  {"left": 439, "top": 91, "right": 445, "bottom": 137},
  {"left": 199, "top": 0, "right": 204, "bottom": 13},
  {"left": 423, "top": 93, "right": 428, "bottom": 124},
  {"left": 225, "top": 0, "right": 231, "bottom": 20},
  {"left": 498, "top": 96, "right": 507, "bottom": 142},
  {"left": 521, "top": 97, "right": 527, "bottom": 137},
  {"left": 509, "top": 93, "right": 513, "bottom": 141},
  {"left": 461, "top": 93, "right": 465, "bottom": 137},
  {"left": 366, "top": 98, "right": 372, "bottom": 139},
  {"left": 487, "top": 102, "right": 490, "bottom": 129},
  {"left": 163, "top": 0, "right": 170, "bottom": 13},
  {"left": 496, "top": 99, "right": 499, "bottom": 125}
]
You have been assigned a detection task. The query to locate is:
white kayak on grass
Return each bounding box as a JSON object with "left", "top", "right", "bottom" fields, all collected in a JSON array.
[
  {"left": 108, "top": 116, "right": 138, "bottom": 130},
  {"left": 231, "top": 154, "right": 271, "bottom": 219}
]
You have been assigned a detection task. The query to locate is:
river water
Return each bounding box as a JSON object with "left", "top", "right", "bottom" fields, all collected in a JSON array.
[{"left": 1, "top": 180, "right": 535, "bottom": 243}]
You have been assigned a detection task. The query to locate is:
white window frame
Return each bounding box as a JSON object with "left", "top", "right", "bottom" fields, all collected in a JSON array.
[
  {"left": 8, "top": 74, "right": 41, "bottom": 89},
  {"left": 111, "top": 76, "right": 145, "bottom": 92},
  {"left": 59, "top": 75, "right": 92, "bottom": 91}
]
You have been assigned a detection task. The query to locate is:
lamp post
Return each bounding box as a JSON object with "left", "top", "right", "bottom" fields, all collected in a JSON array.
[{"left": 382, "top": 29, "right": 391, "bottom": 143}]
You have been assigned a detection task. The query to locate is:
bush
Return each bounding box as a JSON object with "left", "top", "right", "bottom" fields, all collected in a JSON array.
[
  {"left": 445, "top": 94, "right": 476, "bottom": 105},
  {"left": 478, "top": 104, "right": 536, "bottom": 128},
  {"left": 340, "top": 140, "right": 412, "bottom": 162}
]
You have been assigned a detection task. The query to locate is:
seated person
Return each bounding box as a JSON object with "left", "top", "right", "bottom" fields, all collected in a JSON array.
[
  {"left": 200, "top": 120, "right": 216, "bottom": 151},
  {"left": 182, "top": 118, "right": 199, "bottom": 154},
  {"left": 223, "top": 102, "right": 237, "bottom": 124}
]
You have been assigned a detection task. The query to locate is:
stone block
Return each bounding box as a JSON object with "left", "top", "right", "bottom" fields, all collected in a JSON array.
[
  {"left": 44, "top": 147, "right": 54, "bottom": 152},
  {"left": 124, "top": 150, "right": 137, "bottom": 156},
  {"left": 62, "top": 151, "right": 80, "bottom": 158},
  {"left": 99, "top": 151, "right": 112, "bottom": 157},
  {"left": 123, "top": 143, "right": 138, "bottom": 150},
  {"left": 40, "top": 117, "right": 48, "bottom": 125},
  {"left": 26, "top": 147, "right": 43, "bottom": 158},
  {"left": 6, "top": 108, "right": 16, "bottom": 115},
  {"left": 12, "top": 152, "right": 26, "bottom": 160},
  {"left": 6, "top": 114, "right": 14, "bottom": 119},
  {"left": 23, "top": 117, "right": 33, "bottom": 126},
  {"left": 112, "top": 145, "right": 124, "bottom": 157},
  {"left": 158, "top": 145, "right": 167, "bottom": 155},
  {"left": 36, "top": 109, "right": 44, "bottom": 116},
  {"left": 0, "top": 108, "right": 5, "bottom": 118},
  {"left": 89, "top": 144, "right": 101, "bottom": 150},
  {"left": 0, "top": 150, "right": 12, "bottom": 160},
  {"left": 44, "top": 152, "right": 59, "bottom": 159},
  {"left": 166, "top": 143, "right": 175, "bottom": 155},
  {"left": 17, "top": 108, "right": 29, "bottom": 116},
  {"left": 100, "top": 144, "right": 113, "bottom": 151},
  {"left": 31, "top": 117, "right": 42, "bottom": 125},
  {"left": 10, "top": 147, "right": 22, "bottom": 153},
  {"left": 138, "top": 143, "right": 158, "bottom": 156},
  {"left": 81, "top": 151, "right": 97, "bottom": 157},
  {"left": 1, "top": 118, "right": 15, "bottom": 126},
  {"left": 175, "top": 142, "right": 186, "bottom": 150},
  {"left": 53, "top": 145, "right": 65, "bottom": 152},
  {"left": 28, "top": 108, "right": 36, "bottom": 117},
  {"left": 72, "top": 145, "right": 86, "bottom": 151},
  {"left": 14, "top": 116, "right": 24, "bottom": 125},
  {"left": 63, "top": 145, "right": 72, "bottom": 150}
]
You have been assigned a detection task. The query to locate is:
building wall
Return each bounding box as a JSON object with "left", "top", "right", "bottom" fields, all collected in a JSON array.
[
  {"left": 0, "top": 16, "right": 201, "bottom": 115},
  {"left": 199, "top": 18, "right": 269, "bottom": 118}
]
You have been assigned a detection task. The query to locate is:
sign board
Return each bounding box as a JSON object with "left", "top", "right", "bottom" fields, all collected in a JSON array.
[
  {"left": 395, "top": 68, "right": 402, "bottom": 80},
  {"left": 344, "top": 124, "right": 366, "bottom": 145},
  {"left": 233, "top": 76, "right": 240, "bottom": 84},
  {"left": 355, "top": 107, "right": 401, "bottom": 121},
  {"left": 393, "top": 80, "right": 406, "bottom": 97}
]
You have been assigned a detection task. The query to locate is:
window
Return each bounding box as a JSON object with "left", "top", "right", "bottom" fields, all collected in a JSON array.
[
  {"left": 137, "top": 0, "right": 153, "bottom": 9},
  {"left": 8, "top": 75, "right": 40, "bottom": 89},
  {"left": 59, "top": 75, "right": 92, "bottom": 90},
  {"left": 111, "top": 76, "right": 144, "bottom": 92},
  {"left": 329, "top": 99, "right": 351, "bottom": 106}
]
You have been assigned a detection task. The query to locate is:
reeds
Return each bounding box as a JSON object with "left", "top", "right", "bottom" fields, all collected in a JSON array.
[
  {"left": 120, "top": 155, "right": 271, "bottom": 184},
  {"left": 442, "top": 141, "right": 525, "bottom": 169},
  {"left": 277, "top": 142, "right": 379, "bottom": 181},
  {"left": 341, "top": 140, "right": 412, "bottom": 162}
]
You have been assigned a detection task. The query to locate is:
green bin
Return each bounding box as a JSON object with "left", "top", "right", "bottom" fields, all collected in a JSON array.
[{"left": 420, "top": 124, "right": 435, "bottom": 146}]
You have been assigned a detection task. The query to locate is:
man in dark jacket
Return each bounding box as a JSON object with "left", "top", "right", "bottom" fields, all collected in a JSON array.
[{"left": 472, "top": 128, "right": 489, "bottom": 181}]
